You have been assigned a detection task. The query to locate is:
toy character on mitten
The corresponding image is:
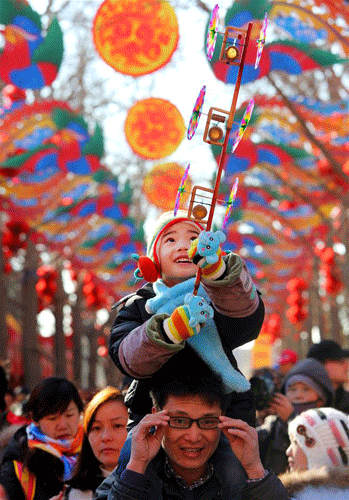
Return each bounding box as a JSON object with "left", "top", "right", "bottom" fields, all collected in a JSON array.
[
  {"left": 163, "top": 293, "right": 214, "bottom": 344},
  {"left": 188, "top": 230, "right": 226, "bottom": 281}
]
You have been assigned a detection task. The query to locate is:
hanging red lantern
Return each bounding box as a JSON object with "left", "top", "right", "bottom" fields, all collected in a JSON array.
[
  {"left": 286, "top": 293, "right": 304, "bottom": 307},
  {"left": 82, "top": 273, "right": 107, "bottom": 311},
  {"left": 318, "top": 246, "right": 343, "bottom": 296},
  {"left": 36, "top": 265, "right": 58, "bottom": 309},
  {"left": 286, "top": 278, "right": 308, "bottom": 326},
  {"left": 286, "top": 277, "right": 308, "bottom": 292},
  {"left": 286, "top": 307, "right": 308, "bottom": 324},
  {"left": 266, "top": 313, "right": 281, "bottom": 343},
  {"left": 1, "top": 220, "right": 30, "bottom": 272}
]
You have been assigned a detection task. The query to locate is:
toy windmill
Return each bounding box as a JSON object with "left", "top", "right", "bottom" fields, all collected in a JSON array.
[{"left": 181, "top": 5, "right": 267, "bottom": 293}]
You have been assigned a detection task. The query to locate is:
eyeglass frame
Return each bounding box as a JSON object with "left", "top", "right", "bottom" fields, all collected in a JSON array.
[{"left": 167, "top": 416, "right": 220, "bottom": 429}]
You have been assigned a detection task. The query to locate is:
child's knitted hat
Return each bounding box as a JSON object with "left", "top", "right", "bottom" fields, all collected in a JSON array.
[
  {"left": 288, "top": 407, "right": 349, "bottom": 471},
  {"left": 135, "top": 210, "right": 203, "bottom": 283},
  {"left": 284, "top": 374, "right": 327, "bottom": 403},
  {"left": 147, "top": 210, "right": 203, "bottom": 265}
]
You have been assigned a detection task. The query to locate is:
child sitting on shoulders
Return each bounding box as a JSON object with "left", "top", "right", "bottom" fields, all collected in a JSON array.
[{"left": 109, "top": 210, "right": 265, "bottom": 428}]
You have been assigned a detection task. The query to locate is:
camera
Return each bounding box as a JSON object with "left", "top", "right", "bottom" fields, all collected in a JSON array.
[{"left": 249, "top": 371, "right": 277, "bottom": 411}]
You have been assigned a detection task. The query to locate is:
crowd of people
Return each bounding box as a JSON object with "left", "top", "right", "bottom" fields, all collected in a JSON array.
[{"left": 0, "top": 212, "right": 348, "bottom": 499}]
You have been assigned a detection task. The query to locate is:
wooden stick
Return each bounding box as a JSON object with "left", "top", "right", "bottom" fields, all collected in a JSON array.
[{"left": 193, "top": 22, "right": 253, "bottom": 296}]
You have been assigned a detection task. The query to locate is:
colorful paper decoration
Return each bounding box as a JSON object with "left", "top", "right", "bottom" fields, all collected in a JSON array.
[
  {"left": 124, "top": 98, "right": 185, "bottom": 159},
  {"left": 206, "top": 4, "right": 219, "bottom": 61},
  {"left": 0, "top": 100, "right": 72, "bottom": 163},
  {"left": 231, "top": 99, "right": 254, "bottom": 152},
  {"left": 0, "top": 0, "right": 64, "bottom": 89},
  {"left": 187, "top": 86, "right": 206, "bottom": 140},
  {"left": 255, "top": 12, "right": 267, "bottom": 68},
  {"left": 174, "top": 163, "right": 191, "bottom": 216},
  {"left": 222, "top": 177, "right": 239, "bottom": 229},
  {"left": 92, "top": 0, "right": 179, "bottom": 76},
  {"left": 143, "top": 162, "right": 192, "bottom": 211}
]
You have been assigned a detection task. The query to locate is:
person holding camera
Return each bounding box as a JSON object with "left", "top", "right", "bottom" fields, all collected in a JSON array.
[
  {"left": 249, "top": 367, "right": 282, "bottom": 425},
  {"left": 256, "top": 357, "right": 334, "bottom": 475}
]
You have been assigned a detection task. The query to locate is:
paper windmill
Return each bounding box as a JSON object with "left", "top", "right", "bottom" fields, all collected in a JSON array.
[
  {"left": 231, "top": 99, "right": 254, "bottom": 153},
  {"left": 222, "top": 177, "right": 239, "bottom": 230},
  {"left": 254, "top": 13, "right": 268, "bottom": 69},
  {"left": 173, "top": 163, "right": 190, "bottom": 216},
  {"left": 206, "top": 4, "right": 219, "bottom": 61},
  {"left": 187, "top": 86, "right": 206, "bottom": 140}
]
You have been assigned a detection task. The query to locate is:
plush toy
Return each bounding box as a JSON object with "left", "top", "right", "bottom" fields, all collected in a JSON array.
[
  {"left": 194, "top": 230, "right": 226, "bottom": 263},
  {"left": 146, "top": 277, "right": 251, "bottom": 393},
  {"left": 188, "top": 230, "right": 226, "bottom": 280},
  {"left": 184, "top": 293, "right": 214, "bottom": 327}
]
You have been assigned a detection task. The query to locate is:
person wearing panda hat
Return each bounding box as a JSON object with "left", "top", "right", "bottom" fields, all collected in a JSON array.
[{"left": 280, "top": 407, "right": 349, "bottom": 500}]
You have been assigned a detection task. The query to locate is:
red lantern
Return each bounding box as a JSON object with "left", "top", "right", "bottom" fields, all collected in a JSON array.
[
  {"left": 286, "top": 278, "right": 308, "bottom": 325},
  {"left": 82, "top": 273, "right": 107, "bottom": 311},
  {"left": 266, "top": 313, "right": 281, "bottom": 343},
  {"left": 1, "top": 220, "right": 30, "bottom": 272},
  {"left": 318, "top": 247, "right": 343, "bottom": 296},
  {"left": 286, "top": 277, "right": 308, "bottom": 292},
  {"left": 36, "top": 266, "right": 58, "bottom": 309}
]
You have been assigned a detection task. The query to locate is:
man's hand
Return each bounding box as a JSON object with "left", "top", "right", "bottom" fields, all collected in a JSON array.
[
  {"left": 127, "top": 411, "right": 169, "bottom": 474},
  {"left": 218, "top": 417, "right": 265, "bottom": 479},
  {"left": 268, "top": 393, "right": 294, "bottom": 422}
]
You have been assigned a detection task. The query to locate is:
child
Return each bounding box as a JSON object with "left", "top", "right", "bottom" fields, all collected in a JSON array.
[
  {"left": 109, "top": 210, "right": 264, "bottom": 428},
  {"left": 257, "top": 357, "right": 334, "bottom": 475},
  {"left": 280, "top": 407, "right": 349, "bottom": 499}
]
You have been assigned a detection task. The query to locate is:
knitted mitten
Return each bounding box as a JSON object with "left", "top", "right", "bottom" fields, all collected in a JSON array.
[
  {"left": 188, "top": 230, "right": 226, "bottom": 280},
  {"left": 163, "top": 293, "right": 214, "bottom": 344}
]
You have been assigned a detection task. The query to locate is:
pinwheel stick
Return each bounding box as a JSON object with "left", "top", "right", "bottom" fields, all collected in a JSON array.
[{"left": 193, "top": 22, "right": 253, "bottom": 295}]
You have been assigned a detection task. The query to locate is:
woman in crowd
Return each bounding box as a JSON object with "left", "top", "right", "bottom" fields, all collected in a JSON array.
[
  {"left": 0, "top": 377, "right": 84, "bottom": 500},
  {"left": 57, "top": 386, "right": 128, "bottom": 500},
  {"left": 280, "top": 407, "right": 349, "bottom": 499}
]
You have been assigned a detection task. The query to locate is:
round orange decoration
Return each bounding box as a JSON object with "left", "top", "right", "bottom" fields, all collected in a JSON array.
[
  {"left": 92, "top": 0, "right": 179, "bottom": 77},
  {"left": 143, "top": 163, "right": 192, "bottom": 210},
  {"left": 125, "top": 98, "right": 185, "bottom": 159}
]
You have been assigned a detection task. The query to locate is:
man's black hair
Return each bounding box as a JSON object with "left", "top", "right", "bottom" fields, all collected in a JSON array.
[{"left": 149, "top": 348, "right": 227, "bottom": 411}]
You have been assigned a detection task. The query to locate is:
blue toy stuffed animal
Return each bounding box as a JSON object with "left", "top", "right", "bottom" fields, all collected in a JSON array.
[
  {"left": 184, "top": 293, "right": 214, "bottom": 328},
  {"left": 195, "top": 230, "right": 226, "bottom": 264}
]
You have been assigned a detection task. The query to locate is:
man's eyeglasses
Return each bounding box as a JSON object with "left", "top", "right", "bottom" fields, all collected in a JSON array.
[{"left": 168, "top": 416, "right": 220, "bottom": 429}]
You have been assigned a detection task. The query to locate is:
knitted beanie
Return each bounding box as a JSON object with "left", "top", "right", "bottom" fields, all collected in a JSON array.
[
  {"left": 285, "top": 374, "right": 327, "bottom": 403},
  {"left": 288, "top": 407, "right": 349, "bottom": 471},
  {"left": 146, "top": 210, "right": 203, "bottom": 272}
]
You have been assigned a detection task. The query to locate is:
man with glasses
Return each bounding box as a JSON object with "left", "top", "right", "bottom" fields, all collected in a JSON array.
[{"left": 96, "top": 356, "right": 290, "bottom": 500}]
